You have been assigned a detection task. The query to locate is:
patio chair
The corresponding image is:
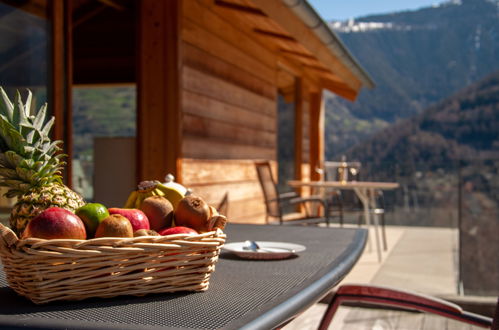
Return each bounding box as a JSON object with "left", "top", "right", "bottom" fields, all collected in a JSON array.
[
  {"left": 217, "top": 191, "right": 229, "bottom": 216},
  {"left": 255, "top": 161, "right": 330, "bottom": 226},
  {"left": 318, "top": 284, "right": 495, "bottom": 330}
]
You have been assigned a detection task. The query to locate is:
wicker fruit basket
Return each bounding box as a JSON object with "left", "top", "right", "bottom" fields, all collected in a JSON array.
[{"left": 0, "top": 223, "right": 226, "bottom": 304}]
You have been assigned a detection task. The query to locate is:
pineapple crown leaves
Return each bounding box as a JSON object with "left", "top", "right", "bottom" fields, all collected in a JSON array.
[
  {"left": 0, "top": 87, "right": 66, "bottom": 195},
  {"left": 0, "top": 88, "right": 58, "bottom": 156}
]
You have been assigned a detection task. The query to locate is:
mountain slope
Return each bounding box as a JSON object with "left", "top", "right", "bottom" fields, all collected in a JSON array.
[
  {"left": 325, "top": 0, "right": 499, "bottom": 157},
  {"left": 345, "top": 70, "right": 499, "bottom": 178}
]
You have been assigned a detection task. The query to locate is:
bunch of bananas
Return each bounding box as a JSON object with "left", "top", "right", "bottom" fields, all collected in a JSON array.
[{"left": 124, "top": 180, "right": 186, "bottom": 209}]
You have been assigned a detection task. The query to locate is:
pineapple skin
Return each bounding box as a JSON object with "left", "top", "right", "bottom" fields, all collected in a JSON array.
[{"left": 9, "top": 183, "right": 85, "bottom": 236}]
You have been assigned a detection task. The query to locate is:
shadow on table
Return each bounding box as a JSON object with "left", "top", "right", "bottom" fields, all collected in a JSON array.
[{"left": 0, "top": 285, "right": 194, "bottom": 315}]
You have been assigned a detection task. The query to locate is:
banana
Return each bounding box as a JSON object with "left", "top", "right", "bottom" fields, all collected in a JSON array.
[
  {"left": 153, "top": 188, "right": 165, "bottom": 197},
  {"left": 133, "top": 187, "right": 155, "bottom": 209},
  {"left": 155, "top": 182, "right": 185, "bottom": 209},
  {"left": 134, "top": 193, "right": 145, "bottom": 209},
  {"left": 125, "top": 178, "right": 187, "bottom": 210},
  {"left": 124, "top": 190, "right": 138, "bottom": 208}
]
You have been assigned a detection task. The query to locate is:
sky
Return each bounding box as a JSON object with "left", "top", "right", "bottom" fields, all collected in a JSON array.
[{"left": 307, "top": 0, "right": 449, "bottom": 21}]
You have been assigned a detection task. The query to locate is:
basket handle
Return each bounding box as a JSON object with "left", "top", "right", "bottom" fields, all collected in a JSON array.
[{"left": 0, "top": 223, "right": 18, "bottom": 249}]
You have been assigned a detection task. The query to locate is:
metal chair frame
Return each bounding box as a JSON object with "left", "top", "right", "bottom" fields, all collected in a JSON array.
[
  {"left": 255, "top": 161, "right": 330, "bottom": 226},
  {"left": 318, "top": 284, "right": 495, "bottom": 330}
]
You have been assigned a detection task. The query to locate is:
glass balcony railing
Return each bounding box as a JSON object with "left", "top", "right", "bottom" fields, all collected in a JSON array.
[{"left": 353, "top": 157, "right": 499, "bottom": 297}]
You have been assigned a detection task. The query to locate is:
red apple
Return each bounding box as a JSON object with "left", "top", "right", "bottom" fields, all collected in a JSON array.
[
  {"left": 22, "top": 207, "right": 86, "bottom": 240},
  {"left": 108, "top": 208, "right": 150, "bottom": 231},
  {"left": 158, "top": 226, "right": 198, "bottom": 236}
]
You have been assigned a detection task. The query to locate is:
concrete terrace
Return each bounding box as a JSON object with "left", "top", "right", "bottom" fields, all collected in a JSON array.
[{"left": 282, "top": 225, "right": 487, "bottom": 330}]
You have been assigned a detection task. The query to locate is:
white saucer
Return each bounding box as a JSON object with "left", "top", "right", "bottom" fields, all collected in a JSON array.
[{"left": 223, "top": 241, "right": 306, "bottom": 260}]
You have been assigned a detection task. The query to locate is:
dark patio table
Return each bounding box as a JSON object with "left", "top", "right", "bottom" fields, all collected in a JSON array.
[{"left": 0, "top": 223, "right": 366, "bottom": 330}]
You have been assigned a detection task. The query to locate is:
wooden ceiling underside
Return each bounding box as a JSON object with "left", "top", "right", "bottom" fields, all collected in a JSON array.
[
  {"left": 207, "top": 0, "right": 360, "bottom": 100},
  {"left": 72, "top": 0, "right": 136, "bottom": 84}
]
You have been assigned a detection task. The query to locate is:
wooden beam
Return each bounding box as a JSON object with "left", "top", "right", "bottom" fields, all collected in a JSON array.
[
  {"left": 321, "top": 78, "right": 358, "bottom": 102},
  {"left": 253, "top": 28, "right": 296, "bottom": 42},
  {"left": 51, "top": 0, "right": 64, "bottom": 152},
  {"left": 294, "top": 77, "right": 304, "bottom": 194},
  {"left": 251, "top": 0, "right": 362, "bottom": 91},
  {"left": 97, "top": 0, "right": 127, "bottom": 11},
  {"left": 309, "top": 91, "right": 324, "bottom": 182},
  {"left": 64, "top": 0, "right": 74, "bottom": 187},
  {"left": 51, "top": 0, "right": 73, "bottom": 186},
  {"left": 278, "top": 55, "right": 321, "bottom": 92},
  {"left": 214, "top": 0, "right": 266, "bottom": 16},
  {"left": 138, "top": 0, "right": 182, "bottom": 182},
  {"left": 73, "top": 4, "right": 107, "bottom": 28},
  {"left": 279, "top": 48, "right": 316, "bottom": 60},
  {"left": 305, "top": 64, "right": 330, "bottom": 73}
]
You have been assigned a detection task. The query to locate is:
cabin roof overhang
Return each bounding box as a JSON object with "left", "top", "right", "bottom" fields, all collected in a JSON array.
[{"left": 210, "top": 0, "right": 375, "bottom": 101}]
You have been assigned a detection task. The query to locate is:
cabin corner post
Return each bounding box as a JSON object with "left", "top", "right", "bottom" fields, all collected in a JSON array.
[
  {"left": 294, "top": 77, "right": 304, "bottom": 196},
  {"left": 137, "top": 0, "right": 183, "bottom": 182},
  {"left": 309, "top": 91, "right": 324, "bottom": 182},
  {"left": 51, "top": 0, "right": 73, "bottom": 186}
]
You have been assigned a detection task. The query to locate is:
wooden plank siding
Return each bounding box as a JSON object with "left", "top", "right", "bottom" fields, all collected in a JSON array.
[
  {"left": 182, "top": 159, "right": 272, "bottom": 224},
  {"left": 181, "top": 0, "right": 280, "bottom": 223}
]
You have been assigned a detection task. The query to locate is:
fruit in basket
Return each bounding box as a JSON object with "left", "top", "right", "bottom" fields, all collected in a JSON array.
[
  {"left": 0, "top": 88, "right": 85, "bottom": 236},
  {"left": 95, "top": 214, "right": 133, "bottom": 238},
  {"left": 174, "top": 195, "right": 211, "bottom": 232},
  {"left": 75, "top": 203, "right": 109, "bottom": 237},
  {"left": 124, "top": 179, "right": 185, "bottom": 210},
  {"left": 139, "top": 196, "right": 174, "bottom": 231},
  {"left": 209, "top": 214, "right": 228, "bottom": 231},
  {"left": 207, "top": 205, "right": 227, "bottom": 230},
  {"left": 108, "top": 207, "right": 149, "bottom": 231},
  {"left": 22, "top": 207, "right": 86, "bottom": 240},
  {"left": 134, "top": 229, "right": 159, "bottom": 237},
  {"left": 209, "top": 205, "right": 219, "bottom": 217},
  {"left": 158, "top": 226, "right": 198, "bottom": 236}
]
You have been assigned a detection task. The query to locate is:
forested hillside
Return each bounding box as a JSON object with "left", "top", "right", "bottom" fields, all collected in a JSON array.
[
  {"left": 346, "top": 70, "right": 499, "bottom": 179},
  {"left": 325, "top": 0, "right": 499, "bottom": 157},
  {"left": 72, "top": 86, "right": 136, "bottom": 158}
]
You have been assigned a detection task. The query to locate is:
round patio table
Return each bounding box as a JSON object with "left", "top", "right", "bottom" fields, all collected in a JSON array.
[{"left": 0, "top": 223, "right": 366, "bottom": 330}]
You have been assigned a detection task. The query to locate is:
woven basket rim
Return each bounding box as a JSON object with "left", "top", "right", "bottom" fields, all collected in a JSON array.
[{"left": 0, "top": 222, "right": 226, "bottom": 250}]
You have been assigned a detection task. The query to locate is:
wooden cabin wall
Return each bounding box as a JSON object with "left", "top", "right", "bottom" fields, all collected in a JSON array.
[{"left": 180, "top": 0, "right": 279, "bottom": 224}]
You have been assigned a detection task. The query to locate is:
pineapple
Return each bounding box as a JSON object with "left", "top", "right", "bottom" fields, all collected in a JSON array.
[{"left": 0, "top": 87, "right": 85, "bottom": 236}]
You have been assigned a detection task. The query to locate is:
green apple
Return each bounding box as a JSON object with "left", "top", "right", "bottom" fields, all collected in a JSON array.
[{"left": 76, "top": 203, "right": 109, "bottom": 238}]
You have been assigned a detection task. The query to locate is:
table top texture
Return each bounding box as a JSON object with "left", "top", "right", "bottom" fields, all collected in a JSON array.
[{"left": 0, "top": 224, "right": 366, "bottom": 330}]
